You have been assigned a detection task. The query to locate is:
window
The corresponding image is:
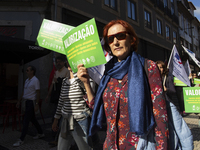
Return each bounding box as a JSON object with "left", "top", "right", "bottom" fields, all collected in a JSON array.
[
  {"left": 127, "top": 0, "right": 137, "bottom": 21},
  {"left": 184, "top": 18, "right": 186, "bottom": 31},
  {"left": 194, "top": 45, "right": 196, "bottom": 51},
  {"left": 171, "top": 5, "right": 174, "bottom": 15},
  {"left": 185, "top": 41, "right": 188, "bottom": 48},
  {"left": 156, "top": 0, "right": 160, "bottom": 6},
  {"left": 188, "top": 23, "right": 191, "bottom": 36},
  {"left": 104, "top": 0, "right": 117, "bottom": 10},
  {"left": 164, "top": 0, "right": 168, "bottom": 8},
  {"left": 181, "top": 14, "right": 184, "bottom": 29},
  {"left": 171, "top": 0, "right": 174, "bottom": 15},
  {"left": 144, "top": 9, "right": 152, "bottom": 29},
  {"left": 173, "top": 31, "right": 177, "bottom": 43},
  {"left": 185, "top": 19, "right": 188, "bottom": 33},
  {"left": 157, "top": 19, "right": 162, "bottom": 35},
  {"left": 166, "top": 25, "right": 170, "bottom": 40}
]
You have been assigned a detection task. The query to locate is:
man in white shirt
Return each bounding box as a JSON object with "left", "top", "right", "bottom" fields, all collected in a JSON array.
[{"left": 13, "top": 65, "right": 44, "bottom": 147}]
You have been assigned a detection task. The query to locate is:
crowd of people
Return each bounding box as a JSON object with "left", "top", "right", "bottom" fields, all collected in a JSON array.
[{"left": 12, "top": 19, "right": 195, "bottom": 150}]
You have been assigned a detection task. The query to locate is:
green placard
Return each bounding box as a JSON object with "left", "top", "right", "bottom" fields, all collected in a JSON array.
[
  {"left": 194, "top": 78, "right": 200, "bottom": 84},
  {"left": 183, "top": 87, "right": 200, "bottom": 113},
  {"left": 62, "top": 18, "right": 107, "bottom": 72},
  {"left": 174, "top": 77, "right": 187, "bottom": 86},
  {"left": 37, "top": 19, "right": 74, "bottom": 55}
]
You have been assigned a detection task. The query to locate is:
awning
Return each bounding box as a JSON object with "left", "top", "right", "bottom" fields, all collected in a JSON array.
[{"left": 0, "top": 35, "right": 51, "bottom": 64}]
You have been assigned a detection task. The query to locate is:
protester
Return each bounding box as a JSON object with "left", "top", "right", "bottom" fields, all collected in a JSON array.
[
  {"left": 13, "top": 65, "right": 44, "bottom": 147},
  {"left": 45, "top": 54, "right": 70, "bottom": 147},
  {"left": 191, "top": 70, "right": 197, "bottom": 87},
  {"left": 77, "top": 20, "right": 170, "bottom": 149},
  {"left": 52, "top": 61, "right": 95, "bottom": 150},
  {"left": 77, "top": 19, "right": 194, "bottom": 150},
  {"left": 156, "top": 60, "right": 176, "bottom": 103}
]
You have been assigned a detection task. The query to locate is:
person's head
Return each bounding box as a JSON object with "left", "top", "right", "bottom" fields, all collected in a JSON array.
[
  {"left": 103, "top": 20, "right": 139, "bottom": 62},
  {"left": 65, "top": 59, "right": 72, "bottom": 72},
  {"left": 156, "top": 61, "right": 168, "bottom": 76},
  {"left": 192, "top": 71, "right": 197, "bottom": 79},
  {"left": 55, "top": 55, "right": 66, "bottom": 70},
  {"left": 26, "top": 65, "right": 36, "bottom": 78}
]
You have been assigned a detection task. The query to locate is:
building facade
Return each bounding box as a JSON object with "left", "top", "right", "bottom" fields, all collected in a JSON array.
[
  {"left": 0, "top": 0, "right": 200, "bottom": 102},
  {"left": 177, "top": 0, "right": 200, "bottom": 72},
  {"left": 57, "top": 0, "right": 179, "bottom": 61}
]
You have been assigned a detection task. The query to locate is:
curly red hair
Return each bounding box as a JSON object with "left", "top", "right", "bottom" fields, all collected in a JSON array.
[{"left": 103, "top": 20, "right": 139, "bottom": 55}]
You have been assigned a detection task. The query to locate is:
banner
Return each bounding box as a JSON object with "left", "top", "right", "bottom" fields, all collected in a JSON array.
[
  {"left": 183, "top": 87, "right": 200, "bottom": 113},
  {"left": 174, "top": 77, "right": 187, "bottom": 86},
  {"left": 37, "top": 19, "right": 74, "bottom": 55},
  {"left": 184, "top": 60, "right": 191, "bottom": 77},
  {"left": 182, "top": 45, "right": 200, "bottom": 68},
  {"left": 194, "top": 78, "right": 200, "bottom": 85},
  {"left": 62, "top": 18, "right": 107, "bottom": 73},
  {"left": 167, "top": 45, "right": 191, "bottom": 86}
]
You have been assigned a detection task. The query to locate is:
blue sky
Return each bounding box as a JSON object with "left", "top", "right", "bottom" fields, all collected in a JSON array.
[{"left": 189, "top": 0, "right": 200, "bottom": 21}]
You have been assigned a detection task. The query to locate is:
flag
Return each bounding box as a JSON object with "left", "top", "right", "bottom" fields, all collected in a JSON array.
[
  {"left": 184, "top": 60, "right": 191, "bottom": 77},
  {"left": 182, "top": 45, "right": 200, "bottom": 68},
  {"left": 167, "top": 45, "right": 191, "bottom": 86}
]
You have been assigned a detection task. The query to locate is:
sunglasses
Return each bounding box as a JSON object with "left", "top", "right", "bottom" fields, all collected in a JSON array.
[{"left": 106, "top": 31, "right": 128, "bottom": 44}]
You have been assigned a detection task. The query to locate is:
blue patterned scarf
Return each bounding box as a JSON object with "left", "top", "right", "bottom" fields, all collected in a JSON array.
[{"left": 89, "top": 51, "right": 155, "bottom": 136}]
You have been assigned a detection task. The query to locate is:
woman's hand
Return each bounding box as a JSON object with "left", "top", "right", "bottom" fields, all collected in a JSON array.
[
  {"left": 77, "top": 64, "right": 95, "bottom": 103},
  {"left": 52, "top": 118, "right": 59, "bottom": 132},
  {"left": 77, "top": 64, "right": 90, "bottom": 84}
]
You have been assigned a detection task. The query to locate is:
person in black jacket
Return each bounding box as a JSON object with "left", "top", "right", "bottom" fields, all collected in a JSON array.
[{"left": 156, "top": 61, "right": 178, "bottom": 106}]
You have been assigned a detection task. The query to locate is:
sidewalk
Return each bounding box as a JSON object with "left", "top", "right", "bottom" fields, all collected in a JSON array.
[
  {"left": 0, "top": 117, "right": 58, "bottom": 150},
  {"left": 0, "top": 113, "right": 200, "bottom": 150},
  {"left": 0, "top": 114, "right": 105, "bottom": 150},
  {"left": 183, "top": 113, "right": 200, "bottom": 150}
]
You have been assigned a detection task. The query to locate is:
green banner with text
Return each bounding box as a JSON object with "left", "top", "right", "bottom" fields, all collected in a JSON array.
[
  {"left": 183, "top": 87, "right": 200, "bottom": 113},
  {"left": 194, "top": 78, "right": 200, "bottom": 84},
  {"left": 62, "top": 18, "right": 106, "bottom": 72},
  {"left": 174, "top": 77, "right": 187, "bottom": 86},
  {"left": 37, "top": 19, "right": 74, "bottom": 55}
]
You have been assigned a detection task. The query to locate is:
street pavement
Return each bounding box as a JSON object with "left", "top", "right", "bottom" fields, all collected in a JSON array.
[
  {"left": 0, "top": 113, "right": 200, "bottom": 150},
  {"left": 0, "top": 113, "right": 105, "bottom": 150}
]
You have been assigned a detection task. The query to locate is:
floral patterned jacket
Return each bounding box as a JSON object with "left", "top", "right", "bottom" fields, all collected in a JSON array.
[{"left": 87, "top": 60, "right": 169, "bottom": 150}]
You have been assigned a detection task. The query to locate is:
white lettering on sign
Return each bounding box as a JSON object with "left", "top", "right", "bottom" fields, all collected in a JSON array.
[
  {"left": 185, "top": 89, "right": 200, "bottom": 96},
  {"left": 63, "top": 24, "right": 95, "bottom": 49}
]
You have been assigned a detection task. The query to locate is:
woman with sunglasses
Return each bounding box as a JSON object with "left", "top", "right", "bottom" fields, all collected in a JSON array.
[{"left": 77, "top": 20, "right": 193, "bottom": 150}]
